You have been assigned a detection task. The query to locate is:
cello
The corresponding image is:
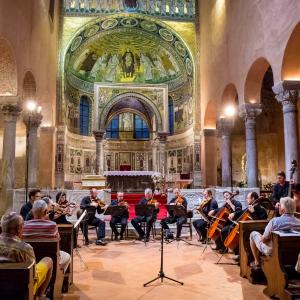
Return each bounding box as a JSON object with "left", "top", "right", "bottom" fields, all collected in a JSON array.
[{"left": 207, "top": 191, "right": 239, "bottom": 241}]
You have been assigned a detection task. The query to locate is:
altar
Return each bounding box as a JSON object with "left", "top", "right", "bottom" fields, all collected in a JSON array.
[{"left": 103, "top": 171, "right": 156, "bottom": 192}]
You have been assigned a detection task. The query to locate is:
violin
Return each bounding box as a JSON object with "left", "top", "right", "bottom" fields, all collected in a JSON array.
[
  {"left": 91, "top": 198, "right": 106, "bottom": 208},
  {"left": 147, "top": 197, "right": 160, "bottom": 208},
  {"left": 175, "top": 196, "right": 184, "bottom": 206},
  {"left": 118, "top": 199, "right": 129, "bottom": 209},
  {"left": 52, "top": 201, "right": 78, "bottom": 220},
  {"left": 207, "top": 191, "right": 239, "bottom": 241},
  {"left": 224, "top": 196, "right": 263, "bottom": 250}
]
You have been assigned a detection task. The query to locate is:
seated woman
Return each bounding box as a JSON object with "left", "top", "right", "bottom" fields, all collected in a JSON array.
[
  {"left": 0, "top": 211, "right": 53, "bottom": 300},
  {"left": 250, "top": 197, "right": 300, "bottom": 268}
]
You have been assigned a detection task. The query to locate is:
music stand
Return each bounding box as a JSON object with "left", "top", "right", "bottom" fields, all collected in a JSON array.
[
  {"left": 104, "top": 205, "right": 128, "bottom": 217},
  {"left": 165, "top": 205, "right": 192, "bottom": 245}
]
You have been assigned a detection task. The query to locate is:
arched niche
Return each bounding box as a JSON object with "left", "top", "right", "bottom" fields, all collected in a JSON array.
[
  {"left": 0, "top": 38, "right": 17, "bottom": 96},
  {"left": 281, "top": 22, "right": 300, "bottom": 80},
  {"left": 204, "top": 100, "right": 217, "bottom": 129},
  {"left": 22, "top": 71, "right": 37, "bottom": 102},
  {"left": 244, "top": 57, "right": 272, "bottom": 103}
]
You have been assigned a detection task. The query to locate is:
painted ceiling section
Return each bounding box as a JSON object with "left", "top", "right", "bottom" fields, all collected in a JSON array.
[{"left": 62, "top": 14, "right": 195, "bottom": 134}]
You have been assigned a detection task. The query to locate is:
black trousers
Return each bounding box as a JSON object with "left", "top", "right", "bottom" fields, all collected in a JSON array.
[
  {"left": 83, "top": 216, "right": 106, "bottom": 241},
  {"left": 110, "top": 216, "right": 128, "bottom": 237},
  {"left": 160, "top": 215, "right": 187, "bottom": 238},
  {"left": 131, "top": 215, "right": 155, "bottom": 238},
  {"left": 215, "top": 224, "right": 233, "bottom": 250},
  {"left": 192, "top": 219, "right": 208, "bottom": 239}
]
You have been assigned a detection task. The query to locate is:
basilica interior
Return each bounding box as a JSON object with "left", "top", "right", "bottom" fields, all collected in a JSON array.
[{"left": 1, "top": 1, "right": 300, "bottom": 300}]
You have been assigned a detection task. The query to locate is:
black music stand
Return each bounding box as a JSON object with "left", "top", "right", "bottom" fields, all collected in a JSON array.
[
  {"left": 104, "top": 205, "right": 128, "bottom": 217},
  {"left": 165, "top": 205, "right": 192, "bottom": 245},
  {"left": 143, "top": 226, "right": 183, "bottom": 287}
]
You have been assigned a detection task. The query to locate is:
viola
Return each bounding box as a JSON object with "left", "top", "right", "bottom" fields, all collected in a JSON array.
[{"left": 207, "top": 191, "right": 238, "bottom": 241}]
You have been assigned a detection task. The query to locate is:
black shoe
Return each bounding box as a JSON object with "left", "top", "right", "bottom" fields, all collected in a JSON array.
[
  {"left": 201, "top": 239, "right": 207, "bottom": 244},
  {"left": 114, "top": 235, "right": 120, "bottom": 241},
  {"left": 95, "top": 239, "right": 107, "bottom": 246},
  {"left": 84, "top": 240, "right": 92, "bottom": 246},
  {"left": 137, "top": 235, "right": 145, "bottom": 241},
  {"left": 176, "top": 237, "right": 181, "bottom": 241},
  {"left": 144, "top": 237, "right": 150, "bottom": 243}
]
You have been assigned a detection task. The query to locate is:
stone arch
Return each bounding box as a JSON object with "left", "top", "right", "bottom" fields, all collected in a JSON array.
[
  {"left": 204, "top": 100, "right": 217, "bottom": 129},
  {"left": 0, "top": 38, "right": 17, "bottom": 96},
  {"left": 22, "top": 71, "right": 37, "bottom": 101},
  {"left": 281, "top": 22, "right": 300, "bottom": 80},
  {"left": 220, "top": 83, "right": 239, "bottom": 116},
  {"left": 99, "top": 92, "right": 163, "bottom": 132},
  {"left": 244, "top": 57, "right": 272, "bottom": 103}
]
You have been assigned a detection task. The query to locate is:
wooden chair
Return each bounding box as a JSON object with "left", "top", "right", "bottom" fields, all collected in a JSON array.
[
  {"left": 23, "top": 238, "right": 63, "bottom": 300},
  {"left": 0, "top": 261, "right": 35, "bottom": 300},
  {"left": 262, "top": 231, "right": 300, "bottom": 300},
  {"left": 239, "top": 220, "right": 269, "bottom": 283},
  {"left": 58, "top": 224, "right": 73, "bottom": 291}
]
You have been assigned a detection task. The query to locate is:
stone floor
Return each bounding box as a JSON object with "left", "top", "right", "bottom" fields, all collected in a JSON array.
[{"left": 63, "top": 232, "right": 269, "bottom": 300}]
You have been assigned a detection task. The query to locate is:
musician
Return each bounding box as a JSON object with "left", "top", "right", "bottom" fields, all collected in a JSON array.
[
  {"left": 213, "top": 191, "right": 242, "bottom": 253},
  {"left": 250, "top": 197, "right": 300, "bottom": 268},
  {"left": 131, "top": 188, "right": 157, "bottom": 242},
  {"left": 20, "top": 189, "right": 42, "bottom": 220},
  {"left": 193, "top": 189, "right": 218, "bottom": 243},
  {"left": 25, "top": 196, "right": 55, "bottom": 221},
  {"left": 160, "top": 188, "right": 188, "bottom": 240},
  {"left": 80, "top": 188, "right": 107, "bottom": 246},
  {"left": 109, "top": 192, "right": 129, "bottom": 241},
  {"left": 272, "top": 171, "right": 290, "bottom": 208}
]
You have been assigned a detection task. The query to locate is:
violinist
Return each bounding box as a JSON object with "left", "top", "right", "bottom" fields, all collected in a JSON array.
[
  {"left": 109, "top": 192, "right": 129, "bottom": 241},
  {"left": 213, "top": 191, "right": 242, "bottom": 253},
  {"left": 80, "top": 188, "right": 107, "bottom": 246},
  {"left": 160, "top": 188, "right": 188, "bottom": 240},
  {"left": 193, "top": 190, "right": 218, "bottom": 243},
  {"left": 131, "top": 188, "right": 158, "bottom": 242}
]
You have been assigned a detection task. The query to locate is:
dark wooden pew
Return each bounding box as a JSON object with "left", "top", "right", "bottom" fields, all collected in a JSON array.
[
  {"left": 0, "top": 261, "right": 35, "bottom": 300},
  {"left": 262, "top": 231, "right": 300, "bottom": 300},
  {"left": 58, "top": 224, "right": 74, "bottom": 291},
  {"left": 239, "top": 220, "right": 269, "bottom": 283},
  {"left": 23, "top": 238, "right": 63, "bottom": 300}
]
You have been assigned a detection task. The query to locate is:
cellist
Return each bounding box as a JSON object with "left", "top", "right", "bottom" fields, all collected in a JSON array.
[
  {"left": 213, "top": 191, "right": 242, "bottom": 253},
  {"left": 225, "top": 192, "right": 267, "bottom": 255}
]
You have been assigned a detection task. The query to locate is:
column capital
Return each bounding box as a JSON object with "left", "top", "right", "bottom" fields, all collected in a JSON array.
[
  {"left": 272, "top": 80, "right": 300, "bottom": 106},
  {"left": 1, "top": 103, "right": 22, "bottom": 121},
  {"left": 23, "top": 111, "right": 43, "bottom": 129},
  {"left": 93, "top": 130, "right": 105, "bottom": 142},
  {"left": 239, "top": 103, "right": 262, "bottom": 122},
  {"left": 157, "top": 131, "right": 168, "bottom": 143},
  {"left": 217, "top": 117, "right": 234, "bottom": 137}
]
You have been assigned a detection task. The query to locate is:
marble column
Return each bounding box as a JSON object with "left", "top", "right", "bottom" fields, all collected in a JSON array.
[
  {"left": 151, "top": 137, "right": 159, "bottom": 172},
  {"left": 273, "top": 81, "right": 300, "bottom": 181},
  {"left": 23, "top": 111, "right": 43, "bottom": 188},
  {"left": 93, "top": 130, "right": 105, "bottom": 175},
  {"left": 239, "top": 103, "right": 262, "bottom": 187},
  {"left": 158, "top": 132, "right": 168, "bottom": 176},
  {"left": 217, "top": 117, "right": 234, "bottom": 187},
  {"left": 0, "top": 102, "right": 21, "bottom": 214}
]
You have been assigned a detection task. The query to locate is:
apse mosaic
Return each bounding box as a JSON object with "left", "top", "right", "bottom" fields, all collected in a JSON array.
[{"left": 63, "top": 15, "right": 195, "bottom": 134}]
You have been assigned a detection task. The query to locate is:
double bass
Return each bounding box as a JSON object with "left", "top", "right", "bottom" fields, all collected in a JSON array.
[{"left": 207, "top": 191, "right": 239, "bottom": 241}]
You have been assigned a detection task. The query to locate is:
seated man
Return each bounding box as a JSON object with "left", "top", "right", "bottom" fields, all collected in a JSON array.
[
  {"left": 22, "top": 200, "right": 71, "bottom": 273},
  {"left": 272, "top": 171, "right": 290, "bottom": 208},
  {"left": 20, "top": 189, "right": 41, "bottom": 220},
  {"left": 131, "top": 188, "right": 158, "bottom": 242},
  {"left": 161, "top": 188, "right": 188, "bottom": 240},
  {"left": 250, "top": 197, "right": 300, "bottom": 268},
  {"left": 80, "top": 188, "right": 107, "bottom": 246},
  {"left": 193, "top": 189, "right": 218, "bottom": 243},
  {"left": 109, "top": 192, "right": 129, "bottom": 241},
  {"left": 0, "top": 211, "right": 53, "bottom": 300}
]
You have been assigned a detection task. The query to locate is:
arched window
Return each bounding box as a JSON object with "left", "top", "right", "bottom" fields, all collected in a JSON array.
[
  {"left": 106, "top": 115, "right": 119, "bottom": 138},
  {"left": 134, "top": 115, "right": 149, "bottom": 139},
  {"left": 168, "top": 99, "right": 174, "bottom": 135},
  {"left": 79, "top": 96, "right": 90, "bottom": 136},
  {"left": 106, "top": 113, "right": 149, "bottom": 140}
]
